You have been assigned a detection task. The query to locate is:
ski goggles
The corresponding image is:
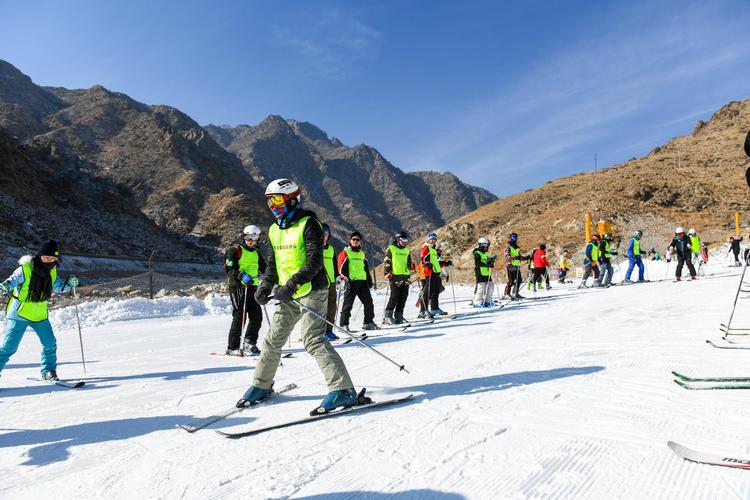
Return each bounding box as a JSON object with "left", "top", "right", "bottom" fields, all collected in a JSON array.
[{"left": 265, "top": 194, "right": 290, "bottom": 208}]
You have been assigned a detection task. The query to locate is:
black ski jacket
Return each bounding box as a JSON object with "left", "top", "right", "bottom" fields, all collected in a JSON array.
[{"left": 669, "top": 235, "right": 692, "bottom": 260}]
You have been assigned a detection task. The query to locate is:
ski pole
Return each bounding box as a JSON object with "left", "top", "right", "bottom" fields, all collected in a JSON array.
[
  {"left": 381, "top": 280, "right": 391, "bottom": 323},
  {"left": 726, "top": 260, "right": 748, "bottom": 331},
  {"left": 239, "top": 285, "right": 249, "bottom": 347},
  {"left": 289, "top": 297, "right": 409, "bottom": 373},
  {"left": 72, "top": 286, "right": 87, "bottom": 376},
  {"left": 449, "top": 270, "right": 457, "bottom": 314}
]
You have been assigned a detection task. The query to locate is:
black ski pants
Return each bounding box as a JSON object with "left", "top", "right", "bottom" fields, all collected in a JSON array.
[
  {"left": 326, "top": 284, "right": 338, "bottom": 327},
  {"left": 339, "top": 280, "right": 374, "bottom": 326},
  {"left": 675, "top": 254, "right": 696, "bottom": 278},
  {"left": 385, "top": 277, "right": 410, "bottom": 320},
  {"left": 532, "top": 268, "right": 549, "bottom": 286},
  {"left": 504, "top": 266, "right": 522, "bottom": 297},
  {"left": 227, "top": 285, "right": 262, "bottom": 349},
  {"left": 419, "top": 273, "right": 442, "bottom": 312}
]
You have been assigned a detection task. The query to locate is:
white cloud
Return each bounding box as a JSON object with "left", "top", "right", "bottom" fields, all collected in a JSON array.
[
  {"left": 409, "top": 3, "right": 750, "bottom": 194},
  {"left": 272, "top": 9, "right": 382, "bottom": 80}
]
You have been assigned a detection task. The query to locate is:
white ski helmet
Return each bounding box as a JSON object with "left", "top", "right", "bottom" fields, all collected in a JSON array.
[
  {"left": 265, "top": 178, "right": 301, "bottom": 198},
  {"left": 688, "top": 228, "right": 696, "bottom": 236},
  {"left": 675, "top": 226, "right": 685, "bottom": 234},
  {"left": 242, "top": 225, "right": 261, "bottom": 241},
  {"left": 478, "top": 237, "right": 490, "bottom": 246}
]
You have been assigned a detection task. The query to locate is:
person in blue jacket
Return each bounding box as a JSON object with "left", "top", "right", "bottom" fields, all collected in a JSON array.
[
  {"left": 623, "top": 230, "right": 645, "bottom": 283},
  {"left": 0, "top": 240, "right": 78, "bottom": 381}
]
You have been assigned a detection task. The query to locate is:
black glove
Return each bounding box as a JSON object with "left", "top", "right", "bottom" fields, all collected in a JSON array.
[
  {"left": 254, "top": 286, "right": 272, "bottom": 305},
  {"left": 445, "top": 260, "right": 453, "bottom": 266},
  {"left": 273, "top": 283, "right": 296, "bottom": 303}
]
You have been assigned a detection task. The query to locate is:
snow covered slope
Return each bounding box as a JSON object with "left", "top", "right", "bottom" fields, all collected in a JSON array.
[{"left": 2, "top": 257, "right": 750, "bottom": 499}]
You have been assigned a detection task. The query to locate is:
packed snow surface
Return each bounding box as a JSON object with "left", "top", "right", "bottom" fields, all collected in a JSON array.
[{"left": 2, "top": 257, "right": 750, "bottom": 499}]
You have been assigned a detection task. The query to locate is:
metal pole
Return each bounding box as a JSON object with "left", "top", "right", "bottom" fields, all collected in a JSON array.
[
  {"left": 290, "top": 297, "right": 409, "bottom": 373},
  {"left": 449, "top": 270, "right": 457, "bottom": 314},
  {"left": 239, "top": 285, "right": 249, "bottom": 351},
  {"left": 381, "top": 280, "right": 391, "bottom": 323},
  {"left": 726, "top": 261, "right": 748, "bottom": 332},
  {"left": 73, "top": 287, "right": 87, "bottom": 376}
]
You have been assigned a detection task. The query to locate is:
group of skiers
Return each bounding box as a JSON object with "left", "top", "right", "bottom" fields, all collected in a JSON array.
[{"left": 0, "top": 175, "right": 736, "bottom": 416}]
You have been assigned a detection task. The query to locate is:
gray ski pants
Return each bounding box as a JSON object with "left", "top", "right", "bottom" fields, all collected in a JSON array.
[{"left": 253, "top": 288, "right": 353, "bottom": 391}]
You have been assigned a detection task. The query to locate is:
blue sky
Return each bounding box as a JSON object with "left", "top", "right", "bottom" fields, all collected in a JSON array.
[{"left": 1, "top": 0, "right": 749, "bottom": 197}]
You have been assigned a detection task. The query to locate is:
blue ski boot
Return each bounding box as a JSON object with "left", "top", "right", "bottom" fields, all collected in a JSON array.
[
  {"left": 325, "top": 331, "right": 339, "bottom": 341},
  {"left": 483, "top": 301, "right": 494, "bottom": 308},
  {"left": 311, "top": 388, "right": 359, "bottom": 415},
  {"left": 236, "top": 385, "right": 274, "bottom": 408},
  {"left": 430, "top": 308, "right": 448, "bottom": 316}
]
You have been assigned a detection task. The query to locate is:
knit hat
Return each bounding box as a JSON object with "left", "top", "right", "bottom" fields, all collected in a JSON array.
[
  {"left": 350, "top": 231, "right": 362, "bottom": 240},
  {"left": 36, "top": 240, "right": 60, "bottom": 258}
]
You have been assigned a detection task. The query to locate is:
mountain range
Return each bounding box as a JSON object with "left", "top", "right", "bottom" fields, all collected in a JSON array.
[{"left": 0, "top": 59, "right": 495, "bottom": 266}]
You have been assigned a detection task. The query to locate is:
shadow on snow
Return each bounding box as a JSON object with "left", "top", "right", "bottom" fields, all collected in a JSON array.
[
  {"left": 297, "top": 490, "right": 465, "bottom": 499},
  {"left": 390, "top": 366, "right": 605, "bottom": 400}
]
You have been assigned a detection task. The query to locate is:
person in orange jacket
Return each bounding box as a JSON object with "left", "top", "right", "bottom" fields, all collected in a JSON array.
[{"left": 418, "top": 232, "right": 447, "bottom": 318}]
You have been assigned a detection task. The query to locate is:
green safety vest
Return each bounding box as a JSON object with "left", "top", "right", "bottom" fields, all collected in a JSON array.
[
  {"left": 323, "top": 245, "right": 335, "bottom": 284},
  {"left": 632, "top": 238, "right": 640, "bottom": 256},
  {"left": 475, "top": 250, "right": 490, "bottom": 277},
  {"left": 690, "top": 235, "right": 701, "bottom": 253},
  {"left": 585, "top": 242, "right": 600, "bottom": 264},
  {"left": 7, "top": 262, "right": 58, "bottom": 322},
  {"left": 238, "top": 247, "right": 260, "bottom": 281},
  {"left": 268, "top": 215, "right": 314, "bottom": 299},
  {"left": 509, "top": 246, "right": 521, "bottom": 267},
  {"left": 345, "top": 247, "right": 367, "bottom": 281},
  {"left": 427, "top": 245, "right": 441, "bottom": 273},
  {"left": 388, "top": 244, "right": 411, "bottom": 276},
  {"left": 603, "top": 240, "right": 611, "bottom": 259}
]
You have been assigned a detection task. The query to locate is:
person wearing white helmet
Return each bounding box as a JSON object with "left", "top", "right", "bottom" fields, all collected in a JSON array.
[
  {"left": 222, "top": 224, "right": 266, "bottom": 356},
  {"left": 238, "top": 179, "right": 358, "bottom": 414},
  {"left": 623, "top": 230, "right": 645, "bottom": 283},
  {"left": 472, "top": 237, "right": 497, "bottom": 307},
  {"left": 668, "top": 227, "right": 696, "bottom": 281}
]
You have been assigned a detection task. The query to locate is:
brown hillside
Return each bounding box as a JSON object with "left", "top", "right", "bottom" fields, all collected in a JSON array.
[{"left": 417, "top": 98, "right": 750, "bottom": 281}]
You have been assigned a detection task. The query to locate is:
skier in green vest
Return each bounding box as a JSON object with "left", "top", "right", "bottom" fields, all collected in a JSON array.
[
  {"left": 337, "top": 231, "right": 378, "bottom": 331},
  {"left": 0, "top": 240, "right": 78, "bottom": 381},
  {"left": 688, "top": 228, "right": 704, "bottom": 276},
  {"left": 321, "top": 223, "right": 339, "bottom": 340},
  {"left": 472, "top": 237, "right": 496, "bottom": 307},
  {"left": 383, "top": 231, "right": 414, "bottom": 324},
  {"left": 223, "top": 224, "right": 266, "bottom": 356},
  {"left": 239, "top": 179, "right": 357, "bottom": 413},
  {"left": 579, "top": 234, "right": 601, "bottom": 288}
]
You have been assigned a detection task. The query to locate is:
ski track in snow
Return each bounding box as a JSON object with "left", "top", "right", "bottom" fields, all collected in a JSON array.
[{"left": 3, "top": 258, "right": 750, "bottom": 498}]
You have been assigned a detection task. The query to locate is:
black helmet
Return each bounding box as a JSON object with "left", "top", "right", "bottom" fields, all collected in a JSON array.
[
  {"left": 509, "top": 232, "right": 518, "bottom": 242},
  {"left": 539, "top": 243, "right": 546, "bottom": 250},
  {"left": 603, "top": 233, "right": 611, "bottom": 241},
  {"left": 321, "top": 223, "right": 330, "bottom": 235},
  {"left": 394, "top": 231, "right": 409, "bottom": 245}
]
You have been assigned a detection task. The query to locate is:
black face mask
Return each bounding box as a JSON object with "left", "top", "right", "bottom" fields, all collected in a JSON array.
[{"left": 28, "top": 256, "right": 54, "bottom": 302}]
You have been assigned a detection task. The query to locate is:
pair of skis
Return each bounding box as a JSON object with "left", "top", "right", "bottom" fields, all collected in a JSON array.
[
  {"left": 672, "top": 371, "right": 750, "bottom": 390},
  {"left": 177, "top": 383, "right": 413, "bottom": 438}
]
